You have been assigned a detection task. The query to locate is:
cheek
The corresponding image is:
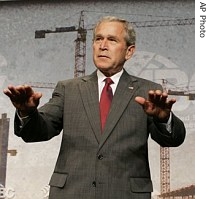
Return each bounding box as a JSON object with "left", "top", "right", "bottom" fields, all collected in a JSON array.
[
  {"left": 92, "top": 44, "right": 97, "bottom": 52},
  {"left": 116, "top": 50, "right": 127, "bottom": 61},
  {"left": 92, "top": 47, "right": 98, "bottom": 59},
  {"left": 92, "top": 46, "right": 96, "bottom": 53}
]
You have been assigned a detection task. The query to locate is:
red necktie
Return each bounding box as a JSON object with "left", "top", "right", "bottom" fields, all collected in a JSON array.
[{"left": 100, "top": 78, "right": 113, "bottom": 131}]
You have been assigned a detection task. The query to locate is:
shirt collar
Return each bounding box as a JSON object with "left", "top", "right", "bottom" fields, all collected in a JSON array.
[{"left": 97, "top": 69, "right": 124, "bottom": 84}]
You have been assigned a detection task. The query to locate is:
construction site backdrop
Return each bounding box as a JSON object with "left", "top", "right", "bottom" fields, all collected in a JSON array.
[{"left": 0, "top": 1, "right": 194, "bottom": 199}]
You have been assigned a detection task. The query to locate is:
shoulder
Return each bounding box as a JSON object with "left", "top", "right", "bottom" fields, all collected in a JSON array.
[
  {"left": 124, "top": 70, "right": 162, "bottom": 90},
  {"left": 54, "top": 71, "right": 97, "bottom": 89}
]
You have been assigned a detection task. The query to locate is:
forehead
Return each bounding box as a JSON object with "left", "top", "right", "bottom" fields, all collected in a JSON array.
[{"left": 95, "top": 21, "right": 125, "bottom": 36}]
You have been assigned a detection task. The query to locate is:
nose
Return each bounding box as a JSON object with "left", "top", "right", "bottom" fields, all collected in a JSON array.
[{"left": 100, "top": 39, "right": 108, "bottom": 50}]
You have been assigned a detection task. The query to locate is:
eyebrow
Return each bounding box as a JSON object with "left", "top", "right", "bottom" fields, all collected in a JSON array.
[{"left": 95, "top": 34, "right": 119, "bottom": 40}]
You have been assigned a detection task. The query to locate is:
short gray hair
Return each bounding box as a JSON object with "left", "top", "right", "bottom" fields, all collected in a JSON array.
[{"left": 93, "top": 16, "right": 136, "bottom": 47}]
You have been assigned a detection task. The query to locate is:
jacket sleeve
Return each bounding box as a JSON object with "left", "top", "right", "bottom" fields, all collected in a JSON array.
[
  {"left": 148, "top": 112, "right": 186, "bottom": 147},
  {"left": 14, "top": 81, "right": 64, "bottom": 142}
]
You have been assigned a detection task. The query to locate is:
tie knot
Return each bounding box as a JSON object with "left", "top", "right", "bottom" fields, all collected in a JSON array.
[{"left": 104, "top": 77, "right": 113, "bottom": 85}]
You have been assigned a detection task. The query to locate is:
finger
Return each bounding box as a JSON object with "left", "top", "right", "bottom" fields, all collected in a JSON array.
[
  {"left": 167, "top": 98, "right": 176, "bottom": 109},
  {"left": 3, "top": 88, "right": 13, "bottom": 98},
  {"left": 159, "top": 92, "right": 168, "bottom": 103},
  {"left": 11, "top": 85, "right": 30, "bottom": 103},
  {"left": 8, "top": 85, "right": 21, "bottom": 96},
  {"left": 3, "top": 86, "right": 22, "bottom": 101},
  {"left": 154, "top": 90, "right": 162, "bottom": 101},
  {"left": 16, "top": 86, "right": 27, "bottom": 96},
  {"left": 148, "top": 90, "right": 155, "bottom": 102},
  {"left": 24, "top": 85, "right": 34, "bottom": 97},
  {"left": 24, "top": 85, "right": 42, "bottom": 101},
  {"left": 149, "top": 90, "right": 162, "bottom": 102}
]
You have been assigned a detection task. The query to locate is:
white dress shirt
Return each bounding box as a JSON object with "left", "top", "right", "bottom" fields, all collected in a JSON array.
[{"left": 97, "top": 69, "right": 123, "bottom": 100}]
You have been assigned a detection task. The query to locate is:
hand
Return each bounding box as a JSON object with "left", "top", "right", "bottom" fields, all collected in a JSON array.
[
  {"left": 3, "top": 84, "right": 42, "bottom": 117},
  {"left": 135, "top": 90, "right": 176, "bottom": 123}
]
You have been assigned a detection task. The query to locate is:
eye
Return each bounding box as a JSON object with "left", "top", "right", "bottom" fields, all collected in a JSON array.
[
  {"left": 108, "top": 37, "right": 117, "bottom": 43},
  {"left": 94, "top": 37, "right": 102, "bottom": 42}
]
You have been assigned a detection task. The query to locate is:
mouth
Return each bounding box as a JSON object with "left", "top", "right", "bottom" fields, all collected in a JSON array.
[{"left": 98, "top": 55, "right": 110, "bottom": 59}]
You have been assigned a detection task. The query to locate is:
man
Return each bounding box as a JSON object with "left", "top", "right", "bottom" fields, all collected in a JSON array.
[{"left": 3, "top": 16, "right": 186, "bottom": 199}]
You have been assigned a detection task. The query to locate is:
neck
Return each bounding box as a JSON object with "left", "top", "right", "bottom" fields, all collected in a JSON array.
[{"left": 99, "top": 68, "right": 123, "bottom": 77}]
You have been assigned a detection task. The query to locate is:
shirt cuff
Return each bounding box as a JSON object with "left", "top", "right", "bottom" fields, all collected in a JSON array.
[
  {"left": 16, "top": 110, "right": 30, "bottom": 127},
  {"left": 161, "top": 112, "right": 172, "bottom": 133}
]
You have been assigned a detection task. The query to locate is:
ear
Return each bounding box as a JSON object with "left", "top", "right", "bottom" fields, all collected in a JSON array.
[{"left": 125, "top": 45, "right": 135, "bottom": 60}]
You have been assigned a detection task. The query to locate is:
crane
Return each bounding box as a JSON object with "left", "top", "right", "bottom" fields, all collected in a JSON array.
[
  {"left": 160, "top": 79, "right": 171, "bottom": 194},
  {"left": 34, "top": 12, "right": 194, "bottom": 79},
  {"left": 35, "top": 11, "right": 86, "bottom": 78},
  {"left": 34, "top": 12, "right": 195, "bottom": 196},
  {"left": 160, "top": 78, "right": 194, "bottom": 194}
]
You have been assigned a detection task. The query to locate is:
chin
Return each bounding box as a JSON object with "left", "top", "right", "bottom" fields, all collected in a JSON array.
[
  {"left": 99, "top": 67, "right": 111, "bottom": 73},
  {"left": 96, "top": 64, "right": 109, "bottom": 70}
]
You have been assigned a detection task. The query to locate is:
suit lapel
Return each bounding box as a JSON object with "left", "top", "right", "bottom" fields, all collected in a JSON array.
[
  {"left": 99, "top": 71, "right": 138, "bottom": 149},
  {"left": 79, "top": 71, "right": 101, "bottom": 143},
  {"left": 79, "top": 70, "right": 139, "bottom": 148}
]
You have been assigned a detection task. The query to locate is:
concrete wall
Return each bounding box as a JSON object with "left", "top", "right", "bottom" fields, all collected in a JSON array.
[{"left": 0, "top": 1, "right": 194, "bottom": 198}]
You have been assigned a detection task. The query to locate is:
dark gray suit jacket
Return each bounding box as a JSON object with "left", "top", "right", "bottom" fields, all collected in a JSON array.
[{"left": 15, "top": 70, "right": 186, "bottom": 199}]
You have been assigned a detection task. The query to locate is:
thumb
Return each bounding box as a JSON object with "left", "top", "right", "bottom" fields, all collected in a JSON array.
[
  {"left": 33, "top": 92, "right": 42, "bottom": 100},
  {"left": 31, "top": 92, "right": 42, "bottom": 106},
  {"left": 135, "top": 96, "right": 145, "bottom": 105}
]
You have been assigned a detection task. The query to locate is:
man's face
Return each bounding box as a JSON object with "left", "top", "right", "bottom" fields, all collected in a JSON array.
[{"left": 93, "top": 21, "right": 135, "bottom": 76}]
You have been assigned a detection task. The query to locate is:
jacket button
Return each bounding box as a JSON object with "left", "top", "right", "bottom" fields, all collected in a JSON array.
[
  {"left": 97, "top": 154, "right": 104, "bottom": 160},
  {"left": 92, "top": 181, "right": 96, "bottom": 187}
]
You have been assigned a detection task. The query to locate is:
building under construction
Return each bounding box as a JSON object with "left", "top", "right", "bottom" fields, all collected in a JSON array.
[
  {"left": 0, "top": 113, "right": 10, "bottom": 187},
  {"left": 158, "top": 184, "right": 195, "bottom": 199}
]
